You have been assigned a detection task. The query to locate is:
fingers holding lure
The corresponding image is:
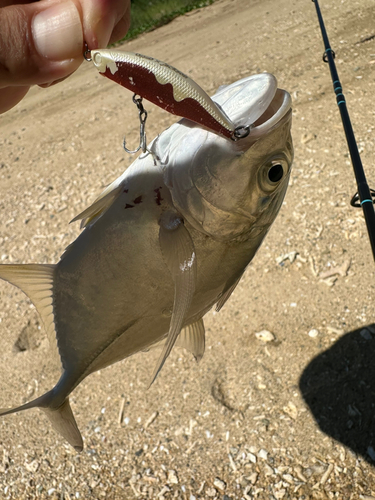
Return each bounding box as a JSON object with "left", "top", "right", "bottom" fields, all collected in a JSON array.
[{"left": 86, "top": 48, "right": 250, "bottom": 141}]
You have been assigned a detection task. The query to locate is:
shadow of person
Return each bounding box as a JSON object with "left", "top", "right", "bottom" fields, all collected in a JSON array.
[{"left": 299, "top": 324, "right": 375, "bottom": 464}]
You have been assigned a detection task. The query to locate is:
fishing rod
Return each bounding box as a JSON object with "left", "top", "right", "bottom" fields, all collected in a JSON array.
[{"left": 311, "top": 0, "right": 375, "bottom": 263}]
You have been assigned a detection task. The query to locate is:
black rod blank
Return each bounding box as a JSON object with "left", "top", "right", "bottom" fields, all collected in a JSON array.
[{"left": 311, "top": 0, "right": 375, "bottom": 262}]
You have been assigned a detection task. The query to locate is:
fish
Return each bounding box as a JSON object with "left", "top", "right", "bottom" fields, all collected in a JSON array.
[{"left": 0, "top": 61, "right": 293, "bottom": 451}]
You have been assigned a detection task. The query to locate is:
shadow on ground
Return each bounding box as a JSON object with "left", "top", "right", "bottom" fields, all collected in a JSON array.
[{"left": 299, "top": 324, "right": 375, "bottom": 464}]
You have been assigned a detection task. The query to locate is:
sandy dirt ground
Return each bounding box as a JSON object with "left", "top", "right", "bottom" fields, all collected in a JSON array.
[{"left": 1, "top": 0, "right": 375, "bottom": 498}]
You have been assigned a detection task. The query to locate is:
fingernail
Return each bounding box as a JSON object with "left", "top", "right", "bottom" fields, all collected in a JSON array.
[{"left": 32, "top": 1, "right": 83, "bottom": 61}]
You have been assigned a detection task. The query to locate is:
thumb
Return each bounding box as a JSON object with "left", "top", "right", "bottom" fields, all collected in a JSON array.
[{"left": 0, "top": 0, "right": 84, "bottom": 89}]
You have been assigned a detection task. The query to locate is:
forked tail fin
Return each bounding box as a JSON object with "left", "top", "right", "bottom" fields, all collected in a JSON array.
[
  {"left": 0, "top": 393, "right": 83, "bottom": 451},
  {"left": 0, "top": 263, "right": 82, "bottom": 449}
]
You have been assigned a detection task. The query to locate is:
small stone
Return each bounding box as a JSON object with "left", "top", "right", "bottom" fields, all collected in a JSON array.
[
  {"left": 367, "top": 446, "right": 375, "bottom": 461},
  {"left": 167, "top": 470, "right": 179, "bottom": 484},
  {"left": 258, "top": 449, "right": 268, "bottom": 460},
  {"left": 282, "top": 474, "right": 295, "bottom": 484},
  {"left": 326, "top": 326, "right": 344, "bottom": 335},
  {"left": 255, "top": 330, "right": 275, "bottom": 342},
  {"left": 158, "top": 486, "right": 170, "bottom": 497},
  {"left": 213, "top": 478, "right": 226, "bottom": 491},
  {"left": 360, "top": 328, "right": 372, "bottom": 340},
  {"left": 248, "top": 452, "right": 257, "bottom": 463},
  {"left": 264, "top": 464, "right": 274, "bottom": 476},
  {"left": 276, "top": 251, "right": 298, "bottom": 264},
  {"left": 247, "top": 472, "right": 258, "bottom": 485},
  {"left": 206, "top": 487, "right": 217, "bottom": 497},
  {"left": 308, "top": 329, "right": 319, "bottom": 338},
  {"left": 25, "top": 459, "right": 39, "bottom": 473},
  {"left": 275, "top": 489, "right": 286, "bottom": 499},
  {"left": 283, "top": 402, "right": 298, "bottom": 420}
]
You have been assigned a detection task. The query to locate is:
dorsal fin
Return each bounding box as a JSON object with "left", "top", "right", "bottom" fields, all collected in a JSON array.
[
  {"left": 0, "top": 264, "right": 61, "bottom": 370},
  {"left": 71, "top": 183, "right": 123, "bottom": 229}
]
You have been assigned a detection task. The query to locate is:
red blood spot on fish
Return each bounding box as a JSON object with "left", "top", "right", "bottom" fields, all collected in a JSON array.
[
  {"left": 133, "top": 195, "right": 143, "bottom": 204},
  {"left": 124, "top": 204, "right": 134, "bottom": 209},
  {"left": 123, "top": 188, "right": 129, "bottom": 193},
  {"left": 154, "top": 187, "right": 163, "bottom": 206}
]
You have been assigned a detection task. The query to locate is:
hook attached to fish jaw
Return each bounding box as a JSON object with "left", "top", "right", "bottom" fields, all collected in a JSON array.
[{"left": 84, "top": 46, "right": 251, "bottom": 142}]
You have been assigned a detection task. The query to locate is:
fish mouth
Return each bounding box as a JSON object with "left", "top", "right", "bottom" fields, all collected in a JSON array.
[
  {"left": 212, "top": 73, "right": 292, "bottom": 140},
  {"left": 249, "top": 88, "right": 292, "bottom": 138}
]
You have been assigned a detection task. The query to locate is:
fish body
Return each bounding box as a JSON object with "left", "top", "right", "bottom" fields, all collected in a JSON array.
[{"left": 0, "top": 72, "right": 293, "bottom": 450}]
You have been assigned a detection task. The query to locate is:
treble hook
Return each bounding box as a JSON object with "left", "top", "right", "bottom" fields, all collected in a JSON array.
[{"left": 123, "top": 94, "right": 149, "bottom": 154}]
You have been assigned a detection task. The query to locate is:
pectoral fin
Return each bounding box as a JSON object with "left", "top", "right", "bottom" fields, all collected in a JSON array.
[
  {"left": 149, "top": 215, "right": 197, "bottom": 386},
  {"left": 71, "top": 183, "right": 123, "bottom": 228},
  {"left": 176, "top": 319, "right": 205, "bottom": 362}
]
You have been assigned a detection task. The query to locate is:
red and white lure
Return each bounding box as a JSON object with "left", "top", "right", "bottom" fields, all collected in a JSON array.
[{"left": 87, "top": 49, "right": 250, "bottom": 142}]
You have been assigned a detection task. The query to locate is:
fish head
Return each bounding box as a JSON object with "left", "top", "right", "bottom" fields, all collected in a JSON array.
[{"left": 158, "top": 73, "right": 293, "bottom": 241}]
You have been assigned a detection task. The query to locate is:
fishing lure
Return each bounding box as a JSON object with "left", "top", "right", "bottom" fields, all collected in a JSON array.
[{"left": 87, "top": 49, "right": 251, "bottom": 142}]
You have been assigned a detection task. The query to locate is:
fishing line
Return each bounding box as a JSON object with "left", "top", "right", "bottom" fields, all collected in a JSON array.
[{"left": 311, "top": 0, "right": 375, "bottom": 262}]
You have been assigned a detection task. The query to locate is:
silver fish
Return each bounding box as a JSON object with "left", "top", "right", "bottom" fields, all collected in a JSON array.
[{"left": 0, "top": 73, "right": 293, "bottom": 450}]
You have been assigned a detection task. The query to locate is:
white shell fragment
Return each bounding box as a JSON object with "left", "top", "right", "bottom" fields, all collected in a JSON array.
[
  {"left": 255, "top": 330, "right": 275, "bottom": 342},
  {"left": 167, "top": 470, "right": 179, "bottom": 484},
  {"left": 257, "top": 449, "right": 269, "bottom": 460},
  {"left": 308, "top": 329, "right": 319, "bottom": 338},
  {"left": 213, "top": 478, "right": 226, "bottom": 491}
]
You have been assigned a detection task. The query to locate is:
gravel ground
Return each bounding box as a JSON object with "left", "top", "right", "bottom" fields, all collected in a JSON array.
[{"left": 1, "top": 0, "right": 375, "bottom": 498}]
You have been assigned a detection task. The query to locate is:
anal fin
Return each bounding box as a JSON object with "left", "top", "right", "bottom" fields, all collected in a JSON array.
[{"left": 176, "top": 319, "right": 205, "bottom": 362}]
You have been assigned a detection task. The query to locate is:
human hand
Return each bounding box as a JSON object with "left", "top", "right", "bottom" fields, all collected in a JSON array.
[{"left": 0, "top": 0, "right": 130, "bottom": 113}]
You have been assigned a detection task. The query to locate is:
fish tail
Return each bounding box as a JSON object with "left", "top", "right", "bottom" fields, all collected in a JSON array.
[
  {"left": 0, "top": 264, "right": 83, "bottom": 450},
  {"left": 0, "top": 394, "right": 83, "bottom": 451}
]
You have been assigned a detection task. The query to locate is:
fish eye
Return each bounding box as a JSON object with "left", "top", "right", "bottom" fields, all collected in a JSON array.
[
  {"left": 268, "top": 164, "right": 284, "bottom": 183},
  {"left": 258, "top": 157, "right": 289, "bottom": 193}
]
